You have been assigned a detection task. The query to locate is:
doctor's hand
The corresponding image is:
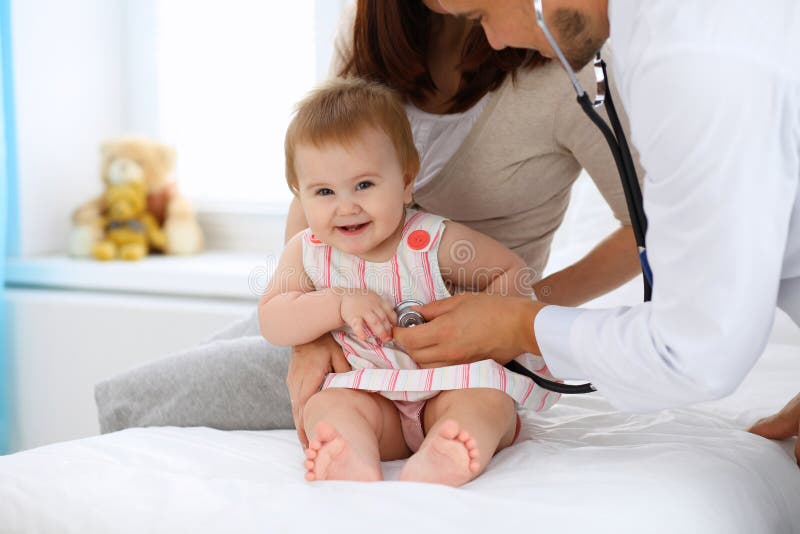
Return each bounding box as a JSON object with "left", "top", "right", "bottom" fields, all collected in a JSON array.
[
  {"left": 287, "top": 333, "right": 350, "bottom": 448},
  {"left": 392, "top": 293, "right": 546, "bottom": 368},
  {"left": 748, "top": 392, "right": 800, "bottom": 466}
]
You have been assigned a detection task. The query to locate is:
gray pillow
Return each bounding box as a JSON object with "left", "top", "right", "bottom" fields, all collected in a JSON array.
[{"left": 95, "top": 311, "right": 294, "bottom": 433}]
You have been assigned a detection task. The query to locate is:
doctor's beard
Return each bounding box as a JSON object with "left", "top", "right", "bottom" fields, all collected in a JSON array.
[{"left": 552, "top": 8, "right": 606, "bottom": 71}]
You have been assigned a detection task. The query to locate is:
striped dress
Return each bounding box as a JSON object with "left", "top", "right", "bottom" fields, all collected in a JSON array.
[{"left": 301, "top": 209, "right": 560, "bottom": 412}]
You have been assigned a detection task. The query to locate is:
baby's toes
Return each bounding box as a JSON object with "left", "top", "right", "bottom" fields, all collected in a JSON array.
[
  {"left": 438, "top": 420, "right": 460, "bottom": 440},
  {"left": 468, "top": 458, "right": 481, "bottom": 473}
]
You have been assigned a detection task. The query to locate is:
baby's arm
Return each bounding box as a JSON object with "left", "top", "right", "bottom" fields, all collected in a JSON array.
[
  {"left": 259, "top": 234, "right": 396, "bottom": 346},
  {"left": 259, "top": 234, "right": 345, "bottom": 346},
  {"left": 437, "top": 222, "right": 532, "bottom": 299}
]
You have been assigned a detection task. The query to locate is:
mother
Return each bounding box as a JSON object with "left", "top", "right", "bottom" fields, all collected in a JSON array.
[{"left": 285, "top": 0, "right": 642, "bottom": 447}]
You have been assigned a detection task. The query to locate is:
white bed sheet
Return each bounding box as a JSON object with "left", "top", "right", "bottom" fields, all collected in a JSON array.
[{"left": 1, "top": 338, "right": 798, "bottom": 534}]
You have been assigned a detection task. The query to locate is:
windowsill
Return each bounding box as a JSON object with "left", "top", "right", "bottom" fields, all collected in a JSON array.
[{"left": 5, "top": 251, "right": 279, "bottom": 301}]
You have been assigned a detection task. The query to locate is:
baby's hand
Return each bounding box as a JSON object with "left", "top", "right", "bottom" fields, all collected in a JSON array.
[{"left": 339, "top": 289, "right": 397, "bottom": 343}]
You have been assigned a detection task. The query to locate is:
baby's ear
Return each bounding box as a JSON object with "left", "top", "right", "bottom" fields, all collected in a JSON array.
[{"left": 403, "top": 176, "right": 414, "bottom": 205}]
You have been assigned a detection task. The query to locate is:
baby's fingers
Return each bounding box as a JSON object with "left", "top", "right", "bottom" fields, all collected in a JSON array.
[
  {"left": 365, "top": 311, "right": 393, "bottom": 342},
  {"left": 382, "top": 301, "right": 398, "bottom": 325},
  {"left": 348, "top": 318, "right": 369, "bottom": 341}
]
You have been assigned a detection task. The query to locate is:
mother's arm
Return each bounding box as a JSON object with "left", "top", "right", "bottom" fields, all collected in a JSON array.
[{"left": 533, "top": 224, "right": 639, "bottom": 305}]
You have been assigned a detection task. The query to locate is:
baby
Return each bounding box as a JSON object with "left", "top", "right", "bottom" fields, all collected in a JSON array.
[{"left": 259, "top": 78, "right": 557, "bottom": 487}]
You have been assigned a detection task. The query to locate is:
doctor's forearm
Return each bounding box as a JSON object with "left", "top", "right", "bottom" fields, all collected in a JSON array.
[{"left": 534, "top": 225, "right": 639, "bottom": 306}]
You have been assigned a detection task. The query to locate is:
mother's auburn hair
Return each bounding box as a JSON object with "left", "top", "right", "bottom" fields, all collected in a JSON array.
[{"left": 339, "top": 0, "right": 547, "bottom": 113}]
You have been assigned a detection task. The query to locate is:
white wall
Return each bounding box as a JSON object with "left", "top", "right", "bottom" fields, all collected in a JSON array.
[
  {"left": 5, "top": 288, "right": 253, "bottom": 452},
  {"left": 12, "top": 0, "right": 127, "bottom": 256}
]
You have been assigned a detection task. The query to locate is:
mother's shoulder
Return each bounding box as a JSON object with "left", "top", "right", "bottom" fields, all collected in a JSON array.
[{"left": 508, "top": 45, "right": 610, "bottom": 103}]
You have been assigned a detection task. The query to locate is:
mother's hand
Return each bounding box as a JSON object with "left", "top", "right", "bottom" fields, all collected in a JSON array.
[
  {"left": 749, "top": 392, "right": 800, "bottom": 466},
  {"left": 392, "top": 293, "right": 545, "bottom": 368},
  {"left": 287, "top": 333, "right": 350, "bottom": 448}
]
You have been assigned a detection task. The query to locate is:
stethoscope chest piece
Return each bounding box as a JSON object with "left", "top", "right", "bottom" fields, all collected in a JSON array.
[{"left": 394, "top": 299, "right": 426, "bottom": 328}]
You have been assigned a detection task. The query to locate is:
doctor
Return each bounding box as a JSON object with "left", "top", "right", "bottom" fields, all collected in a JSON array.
[{"left": 393, "top": 0, "right": 800, "bottom": 462}]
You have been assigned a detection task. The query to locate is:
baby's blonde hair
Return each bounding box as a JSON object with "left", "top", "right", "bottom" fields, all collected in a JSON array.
[{"left": 284, "top": 78, "right": 420, "bottom": 195}]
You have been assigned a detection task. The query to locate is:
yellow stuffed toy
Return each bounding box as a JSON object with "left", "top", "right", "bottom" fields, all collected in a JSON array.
[
  {"left": 69, "top": 137, "right": 203, "bottom": 258},
  {"left": 92, "top": 179, "right": 167, "bottom": 261}
]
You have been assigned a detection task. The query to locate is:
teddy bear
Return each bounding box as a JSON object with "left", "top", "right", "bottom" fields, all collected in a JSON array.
[
  {"left": 68, "top": 137, "right": 203, "bottom": 258},
  {"left": 91, "top": 179, "right": 166, "bottom": 261}
]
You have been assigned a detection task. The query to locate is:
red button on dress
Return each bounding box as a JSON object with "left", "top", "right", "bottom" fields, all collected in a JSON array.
[
  {"left": 407, "top": 230, "right": 430, "bottom": 250},
  {"left": 310, "top": 234, "right": 322, "bottom": 244}
]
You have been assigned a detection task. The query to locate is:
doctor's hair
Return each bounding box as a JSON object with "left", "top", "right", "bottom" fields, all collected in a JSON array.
[
  {"left": 339, "top": 0, "right": 547, "bottom": 114},
  {"left": 284, "top": 77, "right": 420, "bottom": 196}
]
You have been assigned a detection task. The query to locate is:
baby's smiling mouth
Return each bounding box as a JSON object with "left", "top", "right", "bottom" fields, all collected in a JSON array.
[{"left": 336, "top": 222, "right": 370, "bottom": 234}]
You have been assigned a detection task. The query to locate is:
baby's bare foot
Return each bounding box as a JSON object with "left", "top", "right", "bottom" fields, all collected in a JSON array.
[
  {"left": 304, "top": 421, "right": 382, "bottom": 482},
  {"left": 399, "top": 419, "right": 480, "bottom": 487}
]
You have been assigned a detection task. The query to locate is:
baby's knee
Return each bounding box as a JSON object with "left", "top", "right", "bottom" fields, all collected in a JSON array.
[
  {"left": 477, "top": 388, "right": 516, "bottom": 415},
  {"left": 305, "top": 388, "right": 356, "bottom": 413},
  {"left": 438, "top": 388, "right": 515, "bottom": 415}
]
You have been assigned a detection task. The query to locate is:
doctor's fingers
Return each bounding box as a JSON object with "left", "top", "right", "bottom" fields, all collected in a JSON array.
[
  {"left": 749, "top": 392, "right": 800, "bottom": 440},
  {"left": 411, "top": 343, "right": 486, "bottom": 367},
  {"left": 414, "top": 294, "right": 465, "bottom": 321},
  {"left": 392, "top": 320, "right": 442, "bottom": 351}
]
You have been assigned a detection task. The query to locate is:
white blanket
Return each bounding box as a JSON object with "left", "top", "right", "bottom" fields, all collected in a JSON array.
[{"left": 1, "top": 339, "right": 799, "bottom": 534}]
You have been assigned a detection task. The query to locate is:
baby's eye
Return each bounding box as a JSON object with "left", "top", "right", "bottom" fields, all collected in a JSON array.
[
  {"left": 355, "top": 181, "right": 374, "bottom": 191},
  {"left": 316, "top": 188, "right": 334, "bottom": 196}
]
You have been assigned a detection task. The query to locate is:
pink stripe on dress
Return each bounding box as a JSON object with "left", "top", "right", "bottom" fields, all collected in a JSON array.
[
  {"left": 353, "top": 369, "right": 364, "bottom": 389},
  {"left": 391, "top": 255, "right": 402, "bottom": 304},
  {"left": 372, "top": 343, "right": 393, "bottom": 367},
  {"left": 521, "top": 379, "right": 536, "bottom": 405},
  {"left": 388, "top": 370, "right": 399, "bottom": 390},
  {"left": 324, "top": 246, "right": 332, "bottom": 288},
  {"left": 537, "top": 390, "right": 550, "bottom": 411},
  {"left": 336, "top": 331, "right": 360, "bottom": 361},
  {"left": 402, "top": 211, "right": 424, "bottom": 235},
  {"left": 422, "top": 245, "right": 436, "bottom": 303}
]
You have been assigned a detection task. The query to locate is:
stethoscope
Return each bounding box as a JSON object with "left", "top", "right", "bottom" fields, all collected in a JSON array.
[{"left": 506, "top": 0, "right": 654, "bottom": 394}]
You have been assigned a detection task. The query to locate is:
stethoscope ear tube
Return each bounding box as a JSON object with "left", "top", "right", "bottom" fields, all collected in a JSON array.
[{"left": 577, "top": 89, "right": 653, "bottom": 297}]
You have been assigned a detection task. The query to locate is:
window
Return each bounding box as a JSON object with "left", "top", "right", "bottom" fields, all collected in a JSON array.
[{"left": 151, "top": 0, "right": 349, "bottom": 210}]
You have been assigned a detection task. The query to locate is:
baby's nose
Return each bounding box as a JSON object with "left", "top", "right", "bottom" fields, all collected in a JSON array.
[{"left": 337, "top": 199, "right": 361, "bottom": 215}]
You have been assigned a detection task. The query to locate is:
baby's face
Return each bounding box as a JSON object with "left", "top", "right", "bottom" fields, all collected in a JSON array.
[{"left": 295, "top": 126, "right": 413, "bottom": 260}]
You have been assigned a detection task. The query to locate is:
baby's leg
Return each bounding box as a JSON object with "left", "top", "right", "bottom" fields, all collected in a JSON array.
[
  {"left": 303, "top": 388, "right": 409, "bottom": 481},
  {"left": 400, "top": 388, "right": 517, "bottom": 487}
]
